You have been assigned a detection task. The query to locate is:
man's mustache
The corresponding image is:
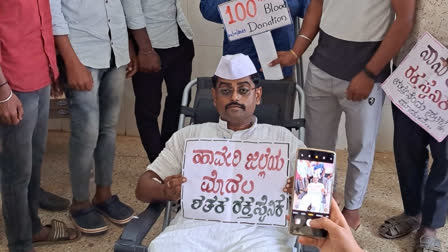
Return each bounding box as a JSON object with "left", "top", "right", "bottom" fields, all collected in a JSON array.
[{"left": 225, "top": 102, "right": 245, "bottom": 110}]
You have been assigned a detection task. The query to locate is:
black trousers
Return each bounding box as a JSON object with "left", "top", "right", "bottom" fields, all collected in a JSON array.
[
  {"left": 392, "top": 104, "right": 448, "bottom": 229},
  {"left": 132, "top": 30, "right": 194, "bottom": 162}
]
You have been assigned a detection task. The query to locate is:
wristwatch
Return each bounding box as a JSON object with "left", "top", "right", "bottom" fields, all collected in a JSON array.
[{"left": 362, "top": 67, "right": 377, "bottom": 80}]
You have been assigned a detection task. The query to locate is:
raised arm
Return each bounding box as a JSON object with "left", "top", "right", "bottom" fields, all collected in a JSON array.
[{"left": 270, "top": 0, "right": 323, "bottom": 67}]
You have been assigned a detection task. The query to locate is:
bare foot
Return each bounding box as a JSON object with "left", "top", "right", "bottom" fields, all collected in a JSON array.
[
  {"left": 342, "top": 207, "right": 361, "bottom": 230},
  {"left": 32, "top": 226, "right": 51, "bottom": 243}
]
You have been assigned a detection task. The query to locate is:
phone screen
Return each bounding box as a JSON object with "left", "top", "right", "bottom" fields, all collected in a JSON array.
[{"left": 290, "top": 148, "right": 336, "bottom": 237}]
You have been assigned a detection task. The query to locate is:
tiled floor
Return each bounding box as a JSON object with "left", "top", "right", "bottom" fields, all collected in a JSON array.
[{"left": 0, "top": 132, "right": 446, "bottom": 252}]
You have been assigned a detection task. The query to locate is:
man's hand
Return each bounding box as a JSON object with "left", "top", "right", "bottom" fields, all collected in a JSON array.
[
  {"left": 283, "top": 176, "right": 294, "bottom": 194},
  {"left": 138, "top": 51, "right": 161, "bottom": 73},
  {"left": 0, "top": 86, "right": 24, "bottom": 125},
  {"left": 269, "top": 50, "right": 298, "bottom": 68},
  {"left": 298, "top": 198, "right": 364, "bottom": 252},
  {"left": 346, "top": 71, "right": 375, "bottom": 101},
  {"left": 163, "top": 175, "right": 187, "bottom": 201},
  {"left": 66, "top": 61, "right": 93, "bottom": 91},
  {"left": 51, "top": 79, "right": 64, "bottom": 98},
  {"left": 127, "top": 45, "right": 138, "bottom": 78}
]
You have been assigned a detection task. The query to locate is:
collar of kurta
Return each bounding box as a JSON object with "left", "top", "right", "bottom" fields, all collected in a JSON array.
[{"left": 217, "top": 116, "right": 258, "bottom": 138}]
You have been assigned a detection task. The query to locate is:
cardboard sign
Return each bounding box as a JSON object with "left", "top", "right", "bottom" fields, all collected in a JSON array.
[
  {"left": 181, "top": 139, "right": 290, "bottom": 226},
  {"left": 218, "top": 0, "right": 292, "bottom": 41},
  {"left": 382, "top": 32, "right": 448, "bottom": 142}
]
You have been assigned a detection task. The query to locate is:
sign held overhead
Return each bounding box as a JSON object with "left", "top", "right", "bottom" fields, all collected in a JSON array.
[{"left": 218, "top": 0, "right": 292, "bottom": 41}]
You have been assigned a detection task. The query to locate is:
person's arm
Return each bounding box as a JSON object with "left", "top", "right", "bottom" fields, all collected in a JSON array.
[
  {"left": 129, "top": 29, "right": 161, "bottom": 73},
  {"left": 200, "top": 0, "right": 227, "bottom": 24},
  {"left": 298, "top": 198, "right": 364, "bottom": 252},
  {"left": 50, "top": 0, "right": 93, "bottom": 91},
  {"left": 0, "top": 62, "right": 23, "bottom": 125},
  {"left": 346, "top": 0, "right": 416, "bottom": 101},
  {"left": 54, "top": 36, "right": 94, "bottom": 91},
  {"left": 270, "top": 0, "right": 323, "bottom": 67},
  {"left": 126, "top": 38, "right": 138, "bottom": 78},
  {"left": 121, "top": 0, "right": 161, "bottom": 73},
  {"left": 136, "top": 128, "right": 188, "bottom": 202},
  {"left": 136, "top": 171, "right": 186, "bottom": 202}
]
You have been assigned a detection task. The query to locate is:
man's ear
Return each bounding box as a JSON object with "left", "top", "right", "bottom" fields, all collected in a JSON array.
[
  {"left": 255, "top": 87, "right": 262, "bottom": 105},
  {"left": 211, "top": 88, "right": 217, "bottom": 107}
]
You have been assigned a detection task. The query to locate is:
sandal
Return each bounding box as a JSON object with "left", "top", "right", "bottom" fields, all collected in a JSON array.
[
  {"left": 33, "top": 219, "right": 81, "bottom": 247},
  {"left": 415, "top": 235, "right": 442, "bottom": 252},
  {"left": 379, "top": 214, "right": 420, "bottom": 239}
]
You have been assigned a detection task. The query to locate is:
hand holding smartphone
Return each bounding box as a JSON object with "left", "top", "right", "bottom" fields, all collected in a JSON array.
[{"left": 289, "top": 148, "right": 336, "bottom": 238}]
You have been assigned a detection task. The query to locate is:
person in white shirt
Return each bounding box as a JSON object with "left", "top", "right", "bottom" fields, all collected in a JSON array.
[
  {"left": 270, "top": 0, "right": 416, "bottom": 231},
  {"left": 135, "top": 54, "right": 305, "bottom": 252},
  {"left": 298, "top": 176, "right": 326, "bottom": 212},
  {"left": 131, "top": 0, "right": 195, "bottom": 163}
]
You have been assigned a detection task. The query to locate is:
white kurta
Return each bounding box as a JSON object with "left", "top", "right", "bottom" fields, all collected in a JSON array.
[
  {"left": 298, "top": 182, "right": 324, "bottom": 212},
  {"left": 147, "top": 118, "right": 305, "bottom": 252}
]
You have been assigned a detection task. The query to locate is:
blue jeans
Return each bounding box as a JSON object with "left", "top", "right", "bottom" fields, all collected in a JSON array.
[
  {"left": 392, "top": 104, "right": 448, "bottom": 229},
  {"left": 65, "top": 66, "right": 125, "bottom": 201},
  {"left": 0, "top": 85, "right": 50, "bottom": 252}
]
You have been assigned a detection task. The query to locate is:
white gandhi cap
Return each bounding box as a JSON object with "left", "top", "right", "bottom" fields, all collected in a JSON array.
[{"left": 215, "top": 54, "right": 257, "bottom": 80}]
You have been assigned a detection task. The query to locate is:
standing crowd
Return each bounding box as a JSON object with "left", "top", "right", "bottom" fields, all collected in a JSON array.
[{"left": 0, "top": 0, "right": 446, "bottom": 252}]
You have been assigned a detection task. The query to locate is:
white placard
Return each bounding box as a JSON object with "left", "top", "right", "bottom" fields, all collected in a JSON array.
[
  {"left": 252, "top": 32, "right": 284, "bottom": 80},
  {"left": 382, "top": 32, "right": 448, "bottom": 142},
  {"left": 181, "top": 139, "right": 290, "bottom": 226},
  {"left": 218, "top": 0, "right": 292, "bottom": 41}
]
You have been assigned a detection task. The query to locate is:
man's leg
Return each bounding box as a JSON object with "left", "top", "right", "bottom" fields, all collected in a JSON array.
[
  {"left": 92, "top": 65, "right": 133, "bottom": 224},
  {"left": 392, "top": 104, "right": 428, "bottom": 217},
  {"left": 67, "top": 68, "right": 107, "bottom": 234},
  {"left": 304, "top": 63, "right": 342, "bottom": 150},
  {"left": 0, "top": 88, "right": 42, "bottom": 252},
  {"left": 160, "top": 31, "right": 194, "bottom": 144},
  {"left": 417, "top": 133, "right": 448, "bottom": 246},
  {"left": 302, "top": 63, "right": 342, "bottom": 252},
  {"left": 340, "top": 82, "right": 385, "bottom": 228},
  {"left": 132, "top": 60, "right": 164, "bottom": 162},
  {"left": 93, "top": 65, "right": 125, "bottom": 190},
  {"left": 29, "top": 86, "right": 51, "bottom": 236}
]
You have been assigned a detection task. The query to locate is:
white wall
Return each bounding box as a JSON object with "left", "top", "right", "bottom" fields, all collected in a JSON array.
[{"left": 49, "top": 0, "right": 395, "bottom": 152}]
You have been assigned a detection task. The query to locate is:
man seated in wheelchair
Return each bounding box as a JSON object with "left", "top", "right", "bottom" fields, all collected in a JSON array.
[{"left": 136, "top": 53, "right": 305, "bottom": 251}]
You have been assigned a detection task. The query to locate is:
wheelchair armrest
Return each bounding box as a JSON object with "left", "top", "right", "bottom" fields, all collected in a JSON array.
[
  {"left": 181, "top": 106, "right": 195, "bottom": 117},
  {"left": 282, "top": 119, "right": 306, "bottom": 130},
  {"left": 114, "top": 202, "right": 166, "bottom": 252}
]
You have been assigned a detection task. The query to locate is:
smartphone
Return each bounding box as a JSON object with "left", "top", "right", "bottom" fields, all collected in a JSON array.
[{"left": 289, "top": 148, "right": 336, "bottom": 238}]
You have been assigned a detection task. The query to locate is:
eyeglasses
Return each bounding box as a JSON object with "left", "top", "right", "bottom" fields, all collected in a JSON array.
[{"left": 217, "top": 87, "right": 257, "bottom": 97}]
